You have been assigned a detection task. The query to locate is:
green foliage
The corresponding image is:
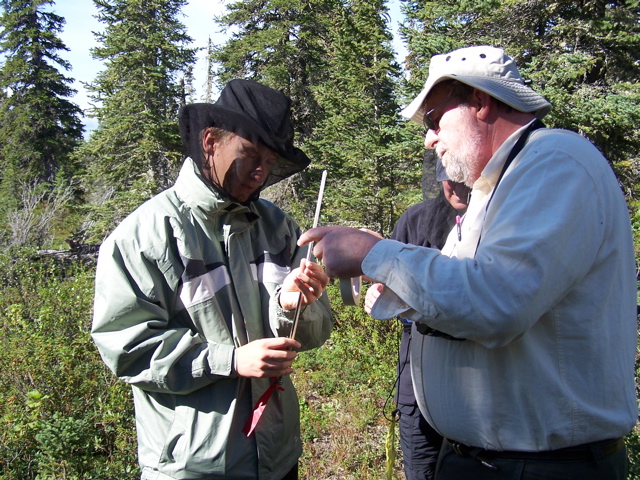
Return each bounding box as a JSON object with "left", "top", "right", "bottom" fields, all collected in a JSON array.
[
  {"left": 78, "top": 0, "right": 196, "bottom": 197},
  {"left": 212, "top": 0, "right": 334, "bottom": 139},
  {"left": 0, "top": 251, "right": 406, "bottom": 479},
  {"left": 294, "top": 281, "right": 404, "bottom": 477},
  {"left": 214, "top": 0, "right": 420, "bottom": 237},
  {"left": 399, "top": 0, "right": 640, "bottom": 196},
  {"left": 74, "top": 0, "right": 199, "bottom": 242},
  {"left": 297, "top": 282, "right": 401, "bottom": 398},
  {"left": 0, "top": 252, "right": 138, "bottom": 479},
  {"left": 0, "top": 0, "right": 84, "bottom": 215},
  {"left": 212, "top": 0, "right": 338, "bottom": 228},
  {"left": 628, "top": 428, "right": 640, "bottom": 480},
  {"left": 0, "top": 0, "right": 638, "bottom": 478},
  {"left": 0, "top": 242, "right": 639, "bottom": 478},
  {"left": 303, "top": 0, "right": 409, "bottom": 234}
]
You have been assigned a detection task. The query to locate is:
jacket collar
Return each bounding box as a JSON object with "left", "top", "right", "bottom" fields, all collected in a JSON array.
[{"left": 175, "top": 157, "right": 260, "bottom": 222}]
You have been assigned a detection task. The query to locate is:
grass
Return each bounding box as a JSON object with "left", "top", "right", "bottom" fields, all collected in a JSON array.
[
  {"left": 293, "top": 282, "right": 407, "bottom": 479},
  {"left": 0, "top": 256, "right": 638, "bottom": 479}
]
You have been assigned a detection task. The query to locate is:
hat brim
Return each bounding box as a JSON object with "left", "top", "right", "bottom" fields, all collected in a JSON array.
[
  {"left": 179, "top": 103, "right": 311, "bottom": 189},
  {"left": 401, "top": 74, "right": 552, "bottom": 125}
]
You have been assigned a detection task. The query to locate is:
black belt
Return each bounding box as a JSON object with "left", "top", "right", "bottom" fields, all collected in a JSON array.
[
  {"left": 449, "top": 437, "right": 624, "bottom": 470},
  {"left": 415, "top": 322, "right": 465, "bottom": 341}
]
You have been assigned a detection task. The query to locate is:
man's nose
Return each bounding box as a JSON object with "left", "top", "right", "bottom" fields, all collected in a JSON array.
[
  {"left": 253, "top": 158, "right": 272, "bottom": 179},
  {"left": 424, "top": 128, "right": 438, "bottom": 149}
]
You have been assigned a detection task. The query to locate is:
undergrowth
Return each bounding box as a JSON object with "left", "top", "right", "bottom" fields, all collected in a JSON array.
[
  {"left": 294, "top": 281, "right": 404, "bottom": 479},
  {"left": 0, "top": 251, "right": 638, "bottom": 479},
  {"left": 0, "top": 250, "right": 138, "bottom": 479}
]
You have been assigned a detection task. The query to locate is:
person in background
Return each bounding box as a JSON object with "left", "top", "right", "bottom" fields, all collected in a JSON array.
[
  {"left": 298, "top": 45, "right": 637, "bottom": 480},
  {"left": 365, "top": 157, "right": 470, "bottom": 480},
  {"left": 91, "top": 79, "right": 333, "bottom": 480}
]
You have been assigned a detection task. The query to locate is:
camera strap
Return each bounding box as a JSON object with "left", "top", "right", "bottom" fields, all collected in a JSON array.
[{"left": 475, "top": 119, "right": 545, "bottom": 255}]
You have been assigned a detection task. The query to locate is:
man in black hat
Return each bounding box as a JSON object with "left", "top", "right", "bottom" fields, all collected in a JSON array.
[{"left": 91, "top": 79, "right": 333, "bottom": 480}]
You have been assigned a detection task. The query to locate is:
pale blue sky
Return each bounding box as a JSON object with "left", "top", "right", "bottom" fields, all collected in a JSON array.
[{"left": 50, "top": 0, "right": 407, "bottom": 135}]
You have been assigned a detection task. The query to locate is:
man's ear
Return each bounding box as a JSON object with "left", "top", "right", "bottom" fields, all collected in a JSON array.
[
  {"left": 473, "top": 89, "right": 493, "bottom": 121},
  {"left": 202, "top": 128, "right": 216, "bottom": 155}
]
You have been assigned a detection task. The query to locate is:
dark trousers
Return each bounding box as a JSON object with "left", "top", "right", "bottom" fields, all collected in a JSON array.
[
  {"left": 435, "top": 438, "right": 628, "bottom": 480},
  {"left": 398, "top": 403, "right": 444, "bottom": 480},
  {"left": 280, "top": 463, "right": 298, "bottom": 480}
]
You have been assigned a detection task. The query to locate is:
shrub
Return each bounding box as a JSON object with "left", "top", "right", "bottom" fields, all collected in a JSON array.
[
  {"left": 0, "top": 251, "right": 138, "bottom": 479},
  {"left": 0, "top": 251, "right": 638, "bottom": 479},
  {"left": 294, "top": 281, "right": 405, "bottom": 478}
]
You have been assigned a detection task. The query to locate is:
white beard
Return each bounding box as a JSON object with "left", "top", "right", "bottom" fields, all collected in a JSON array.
[
  {"left": 440, "top": 150, "right": 468, "bottom": 185},
  {"left": 437, "top": 109, "right": 484, "bottom": 187}
]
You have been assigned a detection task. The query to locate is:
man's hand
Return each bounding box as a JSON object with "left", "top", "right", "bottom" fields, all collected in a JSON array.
[
  {"left": 298, "top": 226, "right": 382, "bottom": 279},
  {"left": 279, "top": 258, "right": 329, "bottom": 310},
  {"left": 364, "top": 282, "right": 384, "bottom": 315},
  {"left": 358, "top": 229, "right": 384, "bottom": 282},
  {"left": 235, "top": 337, "right": 301, "bottom": 378}
]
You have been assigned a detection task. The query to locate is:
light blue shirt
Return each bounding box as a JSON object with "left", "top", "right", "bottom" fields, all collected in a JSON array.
[{"left": 365, "top": 125, "right": 637, "bottom": 451}]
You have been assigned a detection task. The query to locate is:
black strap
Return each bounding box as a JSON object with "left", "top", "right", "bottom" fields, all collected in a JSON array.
[
  {"left": 475, "top": 119, "right": 545, "bottom": 255},
  {"left": 448, "top": 437, "right": 624, "bottom": 464},
  {"left": 417, "top": 120, "right": 546, "bottom": 342},
  {"left": 485, "top": 119, "right": 545, "bottom": 211},
  {"left": 415, "top": 321, "right": 465, "bottom": 340}
]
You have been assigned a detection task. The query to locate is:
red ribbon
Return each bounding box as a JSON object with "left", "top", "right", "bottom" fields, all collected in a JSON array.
[{"left": 242, "top": 377, "right": 284, "bottom": 437}]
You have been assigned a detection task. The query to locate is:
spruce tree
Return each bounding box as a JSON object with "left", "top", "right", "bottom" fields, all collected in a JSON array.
[
  {"left": 211, "top": 0, "right": 414, "bottom": 234},
  {"left": 210, "top": 0, "right": 339, "bottom": 223},
  {"left": 0, "top": 0, "right": 83, "bottom": 212},
  {"left": 304, "top": 0, "right": 413, "bottom": 234},
  {"left": 399, "top": 0, "right": 640, "bottom": 196},
  {"left": 80, "top": 0, "right": 196, "bottom": 197},
  {"left": 212, "top": 0, "right": 333, "bottom": 141}
]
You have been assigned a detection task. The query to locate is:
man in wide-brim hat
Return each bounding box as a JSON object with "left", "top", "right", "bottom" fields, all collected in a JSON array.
[
  {"left": 299, "top": 45, "right": 636, "bottom": 480},
  {"left": 91, "top": 79, "right": 333, "bottom": 480}
]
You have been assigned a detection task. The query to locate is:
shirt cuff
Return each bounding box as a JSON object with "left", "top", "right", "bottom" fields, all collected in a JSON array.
[
  {"left": 362, "top": 240, "right": 412, "bottom": 320},
  {"left": 207, "top": 341, "right": 236, "bottom": 377},
  {"left": 362, "top": 239, "right": 405, "bottom": 283}
]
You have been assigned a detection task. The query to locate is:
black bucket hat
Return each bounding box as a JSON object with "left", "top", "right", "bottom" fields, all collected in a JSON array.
[{"left": 178, "top": 79, "right": 311, "bottom": 189}]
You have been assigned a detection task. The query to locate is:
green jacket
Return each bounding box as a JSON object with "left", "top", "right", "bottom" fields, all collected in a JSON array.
[{"left": 92, "top": 158, "right": 333, "bottom": 479}]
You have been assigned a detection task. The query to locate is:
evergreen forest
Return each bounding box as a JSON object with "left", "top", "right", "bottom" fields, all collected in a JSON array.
[{"left": 0, "top": 0, "right": 639, "bottom": 478}]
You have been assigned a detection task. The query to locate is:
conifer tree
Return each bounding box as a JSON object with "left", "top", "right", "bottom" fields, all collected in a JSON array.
[
  {"left": 212, "top": 0, "right": 333, "bottom": 141},
  {"left": 210, "top": 0, "right": 340, "bottom": 223},
  {"left": 212, "top": 0, "right": 414, "bottom": 234},
  {"left": 0, "top": 0, "right": 83, "bottom": 211},
  {"left": 80, "top": 0, "right": 196, "bottom": 198},
  {"left": 399, "top": 0, "right": 640, "bottom": 196},
  {"left": 305, "top": 0, "right": 413, "bottom": 234}
]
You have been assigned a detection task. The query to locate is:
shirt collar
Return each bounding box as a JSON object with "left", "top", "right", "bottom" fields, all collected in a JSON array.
[{"left": 472, "top": 120, "right": 536, "bottom": 194}]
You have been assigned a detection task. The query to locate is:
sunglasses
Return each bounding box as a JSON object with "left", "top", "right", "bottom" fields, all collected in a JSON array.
[{"left": 423, "top": 94, "right": 458, "bottom": 133}]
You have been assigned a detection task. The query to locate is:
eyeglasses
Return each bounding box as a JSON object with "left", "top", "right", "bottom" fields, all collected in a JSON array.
[{"left": 423, "top": 94, "right": 458, "bottom": 132}]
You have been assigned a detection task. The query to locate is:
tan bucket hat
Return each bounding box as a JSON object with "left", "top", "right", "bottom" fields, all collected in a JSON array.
[{"left": 402, "top": 45, "right": 552, "bottom": 126}]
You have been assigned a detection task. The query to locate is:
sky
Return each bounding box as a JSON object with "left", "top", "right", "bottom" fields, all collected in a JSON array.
[{"left": 50, "top": 0, "right": 407, "bottom": 136}]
